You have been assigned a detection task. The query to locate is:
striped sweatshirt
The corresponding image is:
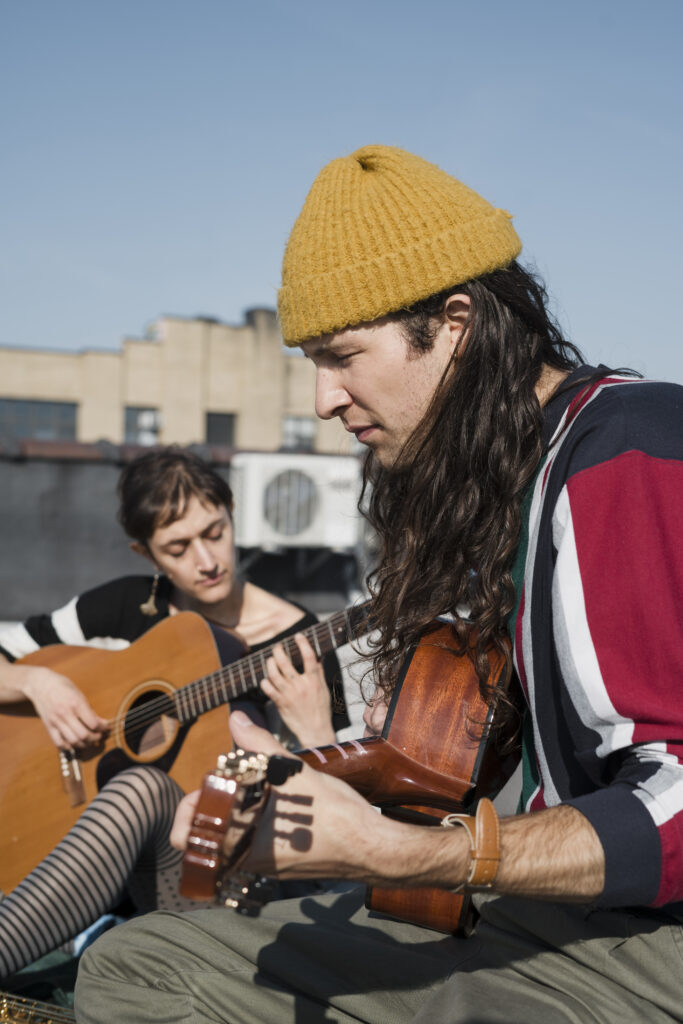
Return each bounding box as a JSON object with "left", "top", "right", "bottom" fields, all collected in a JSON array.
[{"left": 514, "top": 368, "right": 683, "bottom": 909}]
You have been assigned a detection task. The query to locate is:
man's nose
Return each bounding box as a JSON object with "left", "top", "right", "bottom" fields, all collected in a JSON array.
[{"left": 315, "top": 369, "right": 350, "bottom": 420}]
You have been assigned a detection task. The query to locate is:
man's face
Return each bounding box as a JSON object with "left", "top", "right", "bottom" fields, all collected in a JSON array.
[
  {"left": 301, "top": 317, "right": 458, "bottom": 468},
  {"left": 144, "top": 495, "right": 236, "bottom": 607}
]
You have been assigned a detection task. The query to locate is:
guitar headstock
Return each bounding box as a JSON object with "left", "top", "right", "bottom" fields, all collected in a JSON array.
[{"left": 180, "top": 748, "right": 302, "bottom": 912}]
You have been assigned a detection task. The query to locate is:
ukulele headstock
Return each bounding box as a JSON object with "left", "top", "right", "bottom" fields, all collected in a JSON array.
[{"left": 180, "top": 748, "right": 302, "bottom": 911}]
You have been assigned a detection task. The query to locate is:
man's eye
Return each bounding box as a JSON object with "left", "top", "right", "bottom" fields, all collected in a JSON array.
[{"left": 206, "top": 530, "right": 223, "bottom": 541}]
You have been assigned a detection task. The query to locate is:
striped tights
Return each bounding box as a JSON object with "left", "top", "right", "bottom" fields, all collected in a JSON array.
[{"left": 0, "top": 767, "right": 202, "bottom": 979}]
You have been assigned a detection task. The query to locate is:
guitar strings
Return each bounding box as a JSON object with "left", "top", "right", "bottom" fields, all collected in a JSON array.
[
  {"left": 92, "top": 606, "right": 366, "bottom": 747},
  {"left": 115, "top": 623, "right": 317, "bottom": 734}
]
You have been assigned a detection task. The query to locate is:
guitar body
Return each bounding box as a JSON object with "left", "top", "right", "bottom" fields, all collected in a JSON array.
[
  {"left": 364, "top": 622, "right": 510, "bottom": 933},
  {"left": 0, "top": 613, "right": 242, "bottom": 893}
]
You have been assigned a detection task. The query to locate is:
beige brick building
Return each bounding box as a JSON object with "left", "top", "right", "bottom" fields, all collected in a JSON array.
[{"left": 0, "top": 308, "right": 351, "bottom": 454}]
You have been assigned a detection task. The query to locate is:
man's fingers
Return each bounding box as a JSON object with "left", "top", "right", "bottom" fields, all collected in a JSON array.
[
  {"left": 170, "top": 789, "right": 202, "bottom": 850},
  {"left": 229, "top": 709, "right": 289, "bottom": 757}
]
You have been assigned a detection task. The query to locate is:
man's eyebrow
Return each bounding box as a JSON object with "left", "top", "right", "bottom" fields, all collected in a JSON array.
[
  {"left": 302, "top": 340, "right": 331, "bottom": 359},
  {"left": 304, "top": 338, "right": 349, "bottom": 360}
]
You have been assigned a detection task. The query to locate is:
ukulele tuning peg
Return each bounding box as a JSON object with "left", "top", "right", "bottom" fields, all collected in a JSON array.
[{"left": 265, "top": 756, "right": 304, "bottom": 786}]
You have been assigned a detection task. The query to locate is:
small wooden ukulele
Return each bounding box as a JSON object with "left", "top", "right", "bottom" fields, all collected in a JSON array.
[{"left": 180, "top": 748, "right": 303, "bottom": 912}]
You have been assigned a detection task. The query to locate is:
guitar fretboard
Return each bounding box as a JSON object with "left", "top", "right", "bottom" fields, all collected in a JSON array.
[{"left": 173, "top": 600, "right": 372, "bottom": 724}]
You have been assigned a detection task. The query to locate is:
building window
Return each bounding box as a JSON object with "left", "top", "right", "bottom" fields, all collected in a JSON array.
[
  {"left": 281, "top": 416, "right": 316, "bottom": 452},
  {"left": 124, "top": 407, "right": 161, "bottom": 446},
  {"left": 205, "top": 412, "right": 235, "bottom": 447},
  {"left": 0, "top": 398, "right": 77, "bottom": 442}
]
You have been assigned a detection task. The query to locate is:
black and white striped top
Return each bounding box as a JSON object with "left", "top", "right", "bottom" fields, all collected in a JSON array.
[{"left": 0, "top": 574, "right": 349, "bottom": 732}]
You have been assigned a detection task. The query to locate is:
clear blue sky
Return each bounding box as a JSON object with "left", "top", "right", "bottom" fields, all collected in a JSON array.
[{"left": 2, "top": 0, "right": 682, "bottom": 382}]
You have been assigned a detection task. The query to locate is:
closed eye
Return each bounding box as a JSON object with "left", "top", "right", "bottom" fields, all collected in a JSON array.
[{"left": 204, "top": 529, "right": 224, "bottom": 541}]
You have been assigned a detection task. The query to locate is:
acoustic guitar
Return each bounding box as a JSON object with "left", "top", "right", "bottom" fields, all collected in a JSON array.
[
  {"left": 0, "top": 602, "right": 371, "bottom": 894},
  {"left": 0, "top": 991, "right": 74, "bottom": 1024},
  {"left": 181, "top": 621, "right": 518, "bottom": 934}
]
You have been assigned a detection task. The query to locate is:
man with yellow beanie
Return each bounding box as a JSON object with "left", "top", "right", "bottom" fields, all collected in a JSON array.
[{"left": 76, "top": 146, "right": 683, "bottom": 1023}]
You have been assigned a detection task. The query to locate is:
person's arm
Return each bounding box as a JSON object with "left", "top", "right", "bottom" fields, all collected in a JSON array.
[
  {"left": 173, "top": 710, "right": 604, "bottom": 898},
  {"left": 0, "top": 652, "right": 109, "bottom": 749},
  {"left": 259, "top": 634, "right": 337, "bottom": 748},
  {"left": 515, "top": 384, "right": 683, "bottom": 909},
  {"left": 0, "top": 577, "right": 158, "bottom": 749}
]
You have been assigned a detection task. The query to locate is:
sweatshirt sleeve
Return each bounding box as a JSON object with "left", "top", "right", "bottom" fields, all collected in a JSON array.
[
  {"left": 0, "top": 576, "right": 163, "bottom": 661},
  {"left": 554, "top": 440, "right": 683, "bottom": 907}
]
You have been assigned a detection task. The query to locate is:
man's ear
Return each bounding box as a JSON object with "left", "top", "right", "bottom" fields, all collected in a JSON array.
[
  {"left": 444, "top": 293, "right": 471, "bottom": 355},
  {"left": 130, "top": 541, "right": 154, "bottom": 564}
]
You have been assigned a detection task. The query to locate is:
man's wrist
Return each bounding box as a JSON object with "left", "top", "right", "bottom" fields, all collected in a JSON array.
[{"left": 442, "top": 798, "right": 501, "bottom": 892}]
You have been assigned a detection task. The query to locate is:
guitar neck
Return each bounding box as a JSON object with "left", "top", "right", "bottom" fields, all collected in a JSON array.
[
  {"left": 174, "top": 600, "right": 372, "bottom": 724},
  {"left": 299, "top": 737, "right": 471, "bottom": 812}
]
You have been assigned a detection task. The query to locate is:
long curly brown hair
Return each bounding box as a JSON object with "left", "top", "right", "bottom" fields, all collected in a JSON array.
[{"left": 362, "top": 261, "right": 584, "bottom": 718}]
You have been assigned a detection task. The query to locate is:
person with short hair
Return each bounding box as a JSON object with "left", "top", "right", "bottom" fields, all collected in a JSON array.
[
  {"left": 75, "top": 147, "right": 683, "bottom": 1024},
  {"left": 0, "top": 446, "right": 348, "bottom": 980}
]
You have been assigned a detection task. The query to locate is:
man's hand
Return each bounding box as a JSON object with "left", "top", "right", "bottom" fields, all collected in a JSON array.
[
  {"left": 170, "top": 788, "right": 202, "bottom": 851},
  {"left": 170, "top": 710, "right": 400, "bottom": 882},
  {"left": 171, "top": 710, "right": 607, "bottom": 902},
  {"left": 259, "top": 634, "right": 336, "bottom": 748},
  {"left": 224, "top": 710, "right": 426, "bottom": 886},
  {"left": 20, "top": 665, "right": 110, "bottom": 749}
]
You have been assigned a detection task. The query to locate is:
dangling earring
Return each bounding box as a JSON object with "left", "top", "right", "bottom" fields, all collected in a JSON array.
[{"left": 140, "top": 571, "right": 160, "bottom": 616}]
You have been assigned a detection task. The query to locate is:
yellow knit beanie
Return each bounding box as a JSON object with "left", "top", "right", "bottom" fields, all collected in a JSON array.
[{"left": 278, "top": 144, "right": 522, "bottom": 347}]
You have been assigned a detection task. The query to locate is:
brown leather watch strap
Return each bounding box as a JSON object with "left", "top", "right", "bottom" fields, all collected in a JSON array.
[{"left": 441, "top": 797, "right": 501, "bottom": 891}]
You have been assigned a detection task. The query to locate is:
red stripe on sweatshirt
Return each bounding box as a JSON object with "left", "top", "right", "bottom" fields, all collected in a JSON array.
[{"left": 566, "top": 451, "right": 683, "bottom": 745}]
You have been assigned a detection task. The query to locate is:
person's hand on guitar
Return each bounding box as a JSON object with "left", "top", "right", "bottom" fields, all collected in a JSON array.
[
  {"left": 259, "top": 634, "right": 336, "bottom": 748},
  {"left": 172, "top": 709, "right": 467, "bottom": 891},
  {"left": 170, "top": 710, "right": 388, "bottom": 884},
  {"left": 10, "top": 663, "right": 109, "bottom": 750}
]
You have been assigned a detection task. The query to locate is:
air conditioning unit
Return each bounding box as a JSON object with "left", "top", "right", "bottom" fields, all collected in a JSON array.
[{"left": 230, "top": 452, "right": 362, "bottom": 552}]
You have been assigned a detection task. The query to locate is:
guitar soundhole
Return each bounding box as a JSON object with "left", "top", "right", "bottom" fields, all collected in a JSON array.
[{"left": 124, "top": 690, "right": 177, "bottom": 755}]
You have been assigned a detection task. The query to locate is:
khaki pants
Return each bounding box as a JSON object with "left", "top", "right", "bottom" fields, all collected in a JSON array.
[{"left": 75, "top": 888, "right": 683, "bottom": 1024}]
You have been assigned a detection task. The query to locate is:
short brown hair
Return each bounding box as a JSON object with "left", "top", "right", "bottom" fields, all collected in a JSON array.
[{"left": 117, "top": 447, "right": 233, "bottom": 544}]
